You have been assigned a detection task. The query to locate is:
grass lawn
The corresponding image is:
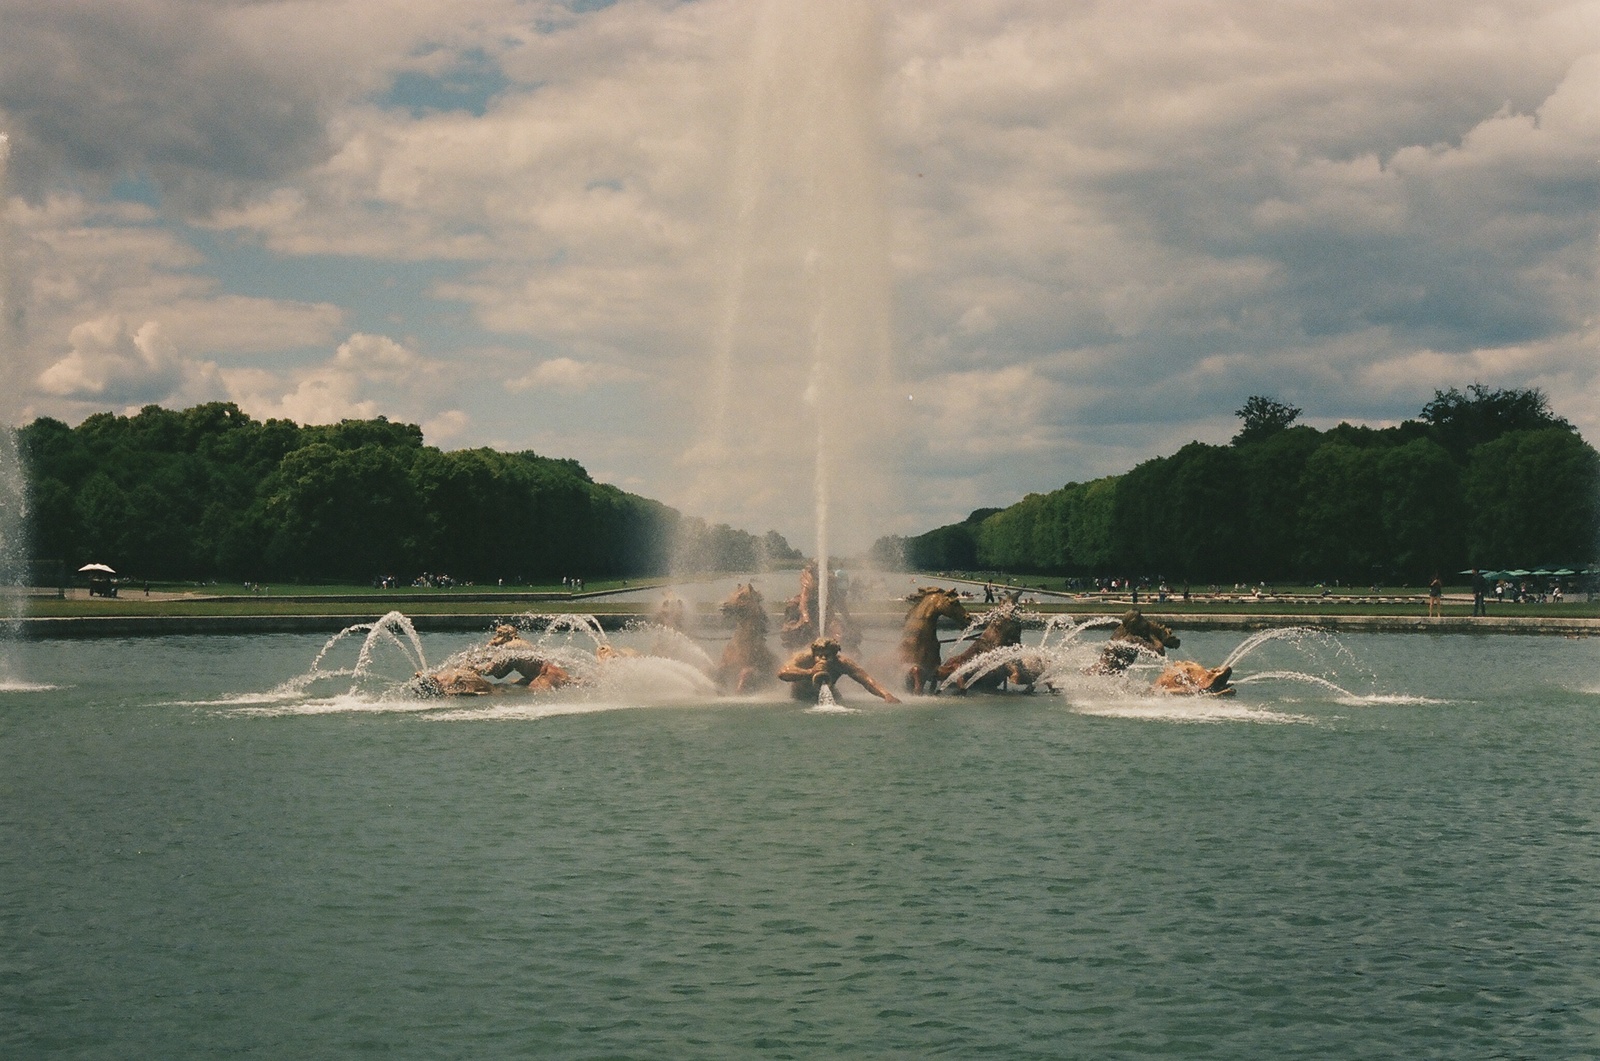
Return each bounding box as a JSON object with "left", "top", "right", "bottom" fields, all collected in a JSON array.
[
  {"left": 1014, "top": 598, "right": 1600, "bottom": 619},
  {"left": 22, "top": 583, "right": 1599, "bottom": 620}
]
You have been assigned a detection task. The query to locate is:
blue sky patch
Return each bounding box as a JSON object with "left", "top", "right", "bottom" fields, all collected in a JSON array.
[{"left": 382, "top": 50, "right": 508, "bottom": 118}]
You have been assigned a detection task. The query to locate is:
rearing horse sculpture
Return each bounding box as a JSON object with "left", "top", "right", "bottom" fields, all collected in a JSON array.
[
  {"left": 716, "top": 582, "right": 777, "bottom": 694},
  {"left": 898, "top": 587, "right": 971, "bottom": 693},
  {"left": 938, "top": 594, "right": 1026, "bottom": 693}
]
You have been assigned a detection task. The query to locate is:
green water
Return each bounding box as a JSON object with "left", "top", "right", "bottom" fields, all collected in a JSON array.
[{"left": 3, "top": 630, "right": 1599, "bottom": 1058}]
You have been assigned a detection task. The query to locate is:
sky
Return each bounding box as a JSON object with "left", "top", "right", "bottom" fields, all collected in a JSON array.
[{"left": 1, "top": 0, "right": 1598, "bottom": 554}]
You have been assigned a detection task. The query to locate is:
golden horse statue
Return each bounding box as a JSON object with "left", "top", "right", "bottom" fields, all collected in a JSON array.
[
  {"left": 897, "top": 587, "right": 971, "bottom": 693},
  {"left": 715, "top": 583, "right": 777, "bottom": 694},
  {"left": 938, "top": 595, "right": 1028, "bottom": 693},
  {"left": 1087, "top": 609, "right": 1233, "bottom": 696}
]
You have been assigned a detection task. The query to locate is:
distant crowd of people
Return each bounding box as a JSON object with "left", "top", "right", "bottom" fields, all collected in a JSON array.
[
  {"left": 367, "top": 573, "right": 598, "bottom": 591},
  {"left": 371, "top": 572, "right": 471, "bottom": 589}
]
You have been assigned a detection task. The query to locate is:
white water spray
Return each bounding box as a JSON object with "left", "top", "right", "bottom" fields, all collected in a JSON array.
[
  {"left": 0, "top": 132, "right": 27, "bottom": 689},
  {"left": 685, "top": 0, "right": 896, "bottom": 567}
]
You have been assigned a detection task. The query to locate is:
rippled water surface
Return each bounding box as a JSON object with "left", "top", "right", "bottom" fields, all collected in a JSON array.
[{"left": 3, "top": 629, "right": 1599, "bottom": 1058}]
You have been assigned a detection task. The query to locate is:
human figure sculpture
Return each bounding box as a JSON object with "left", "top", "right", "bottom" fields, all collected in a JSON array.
[
  {"left": 716, "top": 582, "right": 777, "bottom": 694},
  {"left": 415, "top": 664, "right": 495, "bottom": 696},
  {"left": 415, "top": 623, "right": 572, "bottom": 696},
  {"left": 780, "top": 560, "right": 861, "bottom": 652},
  {"left": 478, "top": 623, "right": 573, "bottom": 689},
  {"left": 898, "top": 587, "right": 970, "bottom": 693},
  {"left": 778, "top": 638, "right": 900, "bottom": 704}
]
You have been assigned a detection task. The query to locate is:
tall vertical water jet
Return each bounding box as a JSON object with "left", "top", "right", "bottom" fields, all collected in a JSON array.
[
  {"left": 0, "top": 428, "right": 25, "bottom": 685},
  {"left": 0, "top": 132, "right": 28, "bottom": 686},
  {"left": 683, "top": 0, "right": 899, "bottom": 570}
]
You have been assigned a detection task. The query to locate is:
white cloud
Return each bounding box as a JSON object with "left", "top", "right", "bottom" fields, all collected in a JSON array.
[
  {"left": 6, "top": 0, "right": 1600, "bottom": 544},
  {"left": 35, "top": 317, "right": 226, "bottom": 406},
  {"left": 422, "top": 408, "right": 471, "bottom": 444},
  {"left": 229, "top": 333, "right": 458, "bottom": 427},
  {"left": 505, "top": 357, "right": 646, "bottom": 393},
  {"left": 7, "top": 192, "right": 346, "bottom": 424}
]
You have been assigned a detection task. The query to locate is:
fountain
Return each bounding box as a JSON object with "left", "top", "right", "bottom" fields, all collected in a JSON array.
[
  {"left": 0, "top": 426, "right": 26, "bottom": 690},
  {"left": 0, "top": 131, "right": 30, "bottom": 691},
  {"left": 682, "top": 0, "right": 899, "bottom": 578}
]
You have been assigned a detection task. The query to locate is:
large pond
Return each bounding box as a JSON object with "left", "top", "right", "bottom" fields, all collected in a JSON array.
[{"left": 2, "top": 622, "right": 1598, "bottom": 1058}]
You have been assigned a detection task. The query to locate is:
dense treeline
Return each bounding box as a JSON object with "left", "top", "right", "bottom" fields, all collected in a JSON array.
[
  {"left": 882, "top": 387, "right": 1600, "bottom": 584},
  {"left": 20, "top": 403, "right": 798, "bottom": 583}
]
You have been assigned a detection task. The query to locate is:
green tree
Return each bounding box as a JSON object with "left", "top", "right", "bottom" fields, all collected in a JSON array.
[
  {"left": 1109, "top": 456, "right": 1173, "bottom": 573},
  {"left": 1236, "top": 425, "right": 1322, "bottom": 580},
  {"left": 762, "top": 530, "right": 803, "bottom": 563},
  {"left": 1421, "top": 384, "right": 1570, "bottom": 462},
  {"left": 1377, "top": 438, "right": 1463, "bottom": 581},
  {"left": 977, "top": 495, "right": 1043, "bottom": 571},
  {"left": 1463, "top": 428, "right": 1600, "bottom": 565},
  {"left": 907, "top": 521, "right": 979, "bottom": 570},
  {"left": 1163, "top": 442, "right": 1248, "bottom": 579},
  {"left": 1233, "top": 396, "right": 1302, "bottom": 444},
  {"left": 73, "top": 473, "right": 136, "bottom": 566},
  {"left": 1066, "top": 477, "right": 1118, "bottom": 572},
  {"left": 263, "top": 443, "right": 421, "bottom": 580},
  {"left": 868, "top": 534, "right": 906, "bottom": 570},
  {"left": 1297, "top": 444, "right": 1386, "bottom": 581}
]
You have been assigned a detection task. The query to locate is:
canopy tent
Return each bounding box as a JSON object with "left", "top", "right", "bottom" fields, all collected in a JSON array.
[
  {"left": 76, "top": 563, "right": 116, "bottom": 575},
  {"left": 1465, "top": 565, "right": 1593, "bottom": 579}
]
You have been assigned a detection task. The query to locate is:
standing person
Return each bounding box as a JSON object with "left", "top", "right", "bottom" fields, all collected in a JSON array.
[
  {"left": 1471, "top": 568, "right": 1487, "bottom": 616},
  {"left": 1428, "top": 574, "right": 1443, "bottom": 617}
]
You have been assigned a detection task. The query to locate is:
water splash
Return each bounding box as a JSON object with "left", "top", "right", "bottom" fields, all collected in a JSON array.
[
  {"left": 1232, "top": 670, "right": 1359, "bottom": 699},
  {"left": 623, "top": 618, "right": 718, "bottom": 674},
  {"left": 1040, "top": 614, "right": 1122, "bottom": 649},
  {"left": 807, "top": 681, "right": 856, "bottom": 714},
  {"left": 941, "top": 643, "right": 1044, "bottom": 692},
  {"left": 1069, "top": 695, "right": 1316, "bottom": 726},
  {"left": 1220, "top": 627, "right": 1355, "bottom": 671},
  {"left": 242, "top": 612, "right": 726, "bottom": 718},
  {"left": 507, "top": 612, "right": 611, "bottom": 651},
  {"left": 1215, "top": 627, "right": 1375, "bottom": 697},
  {"left": 278, "top": 610, "right": 430, "bottom": 699}
]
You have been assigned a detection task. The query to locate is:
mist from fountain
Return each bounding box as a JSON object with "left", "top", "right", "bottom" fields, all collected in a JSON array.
[
  {"left": 0, "top": 427, "right": 27, "bottom": 689},
  {"left": 0, "top": 132, "right": 29, "bottom": 691},
  {"left": 681, "top": 0, "right": 897, "bottom": 576},
  {"left": 251, "top": 611, "right": 721, "bottom": 714}
]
